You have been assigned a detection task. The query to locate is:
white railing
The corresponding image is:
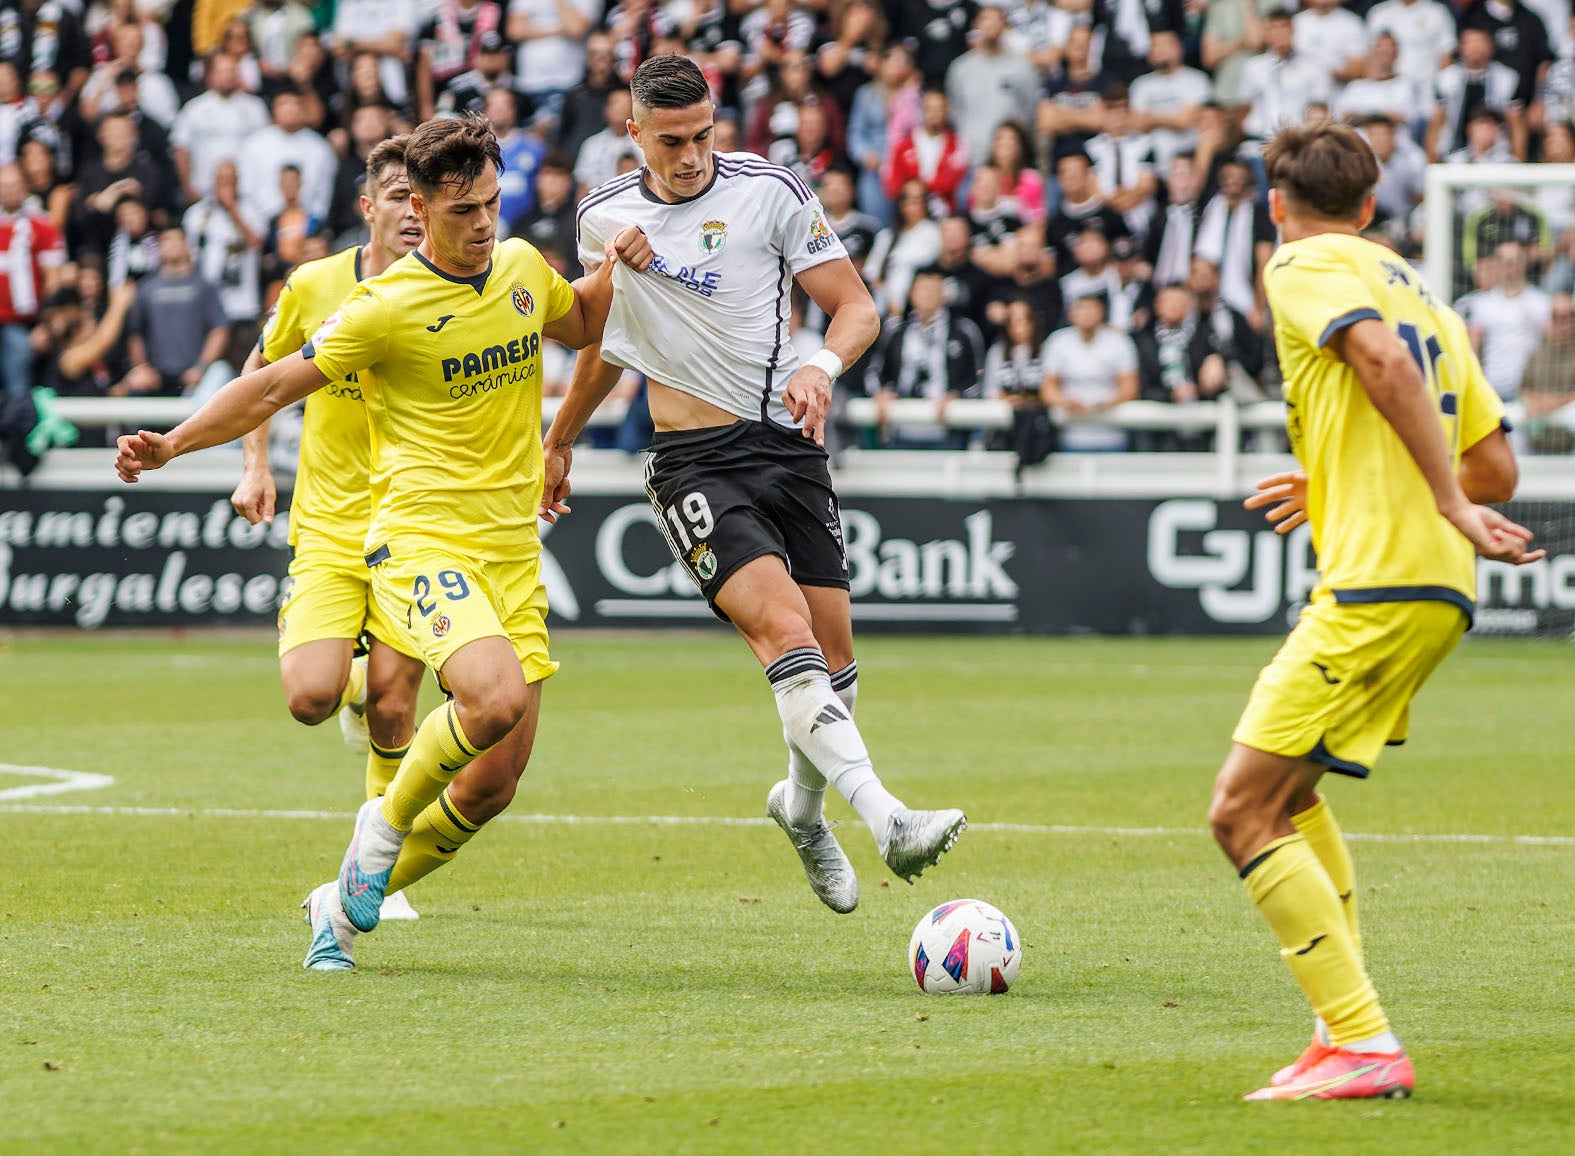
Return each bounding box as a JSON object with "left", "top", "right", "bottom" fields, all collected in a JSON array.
[{"left": 46, "top": 395, "right": 633, "bottom": 429}]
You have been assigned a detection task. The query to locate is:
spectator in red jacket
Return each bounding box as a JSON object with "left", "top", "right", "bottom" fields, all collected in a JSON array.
[
  {"left": 883, "top": 87, "right": 971, "bottom": 213},
  {"left": 0, "top": 161, "right": 66, "bottom": 397}
]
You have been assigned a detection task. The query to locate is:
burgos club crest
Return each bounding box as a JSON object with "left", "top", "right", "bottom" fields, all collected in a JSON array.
[
  {"left": 699, "top": 219, "right": 727, "bottom": 255},
  {"left": 689, "top": 542, "right": 718, "bottom": 581},
  {"left": 510, "top": 281, "right": 535, "bottom": 317}
]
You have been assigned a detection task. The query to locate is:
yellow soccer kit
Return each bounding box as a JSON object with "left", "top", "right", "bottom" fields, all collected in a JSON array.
[
  {"left": 304, "top": 239, "right": 576, "bottom": 679},
  {"left": 262, "top": 246, "right": 416, "bottom": 659},
  {"left": 1235, "top": 231, "right": 1506, "bottom": 775}
]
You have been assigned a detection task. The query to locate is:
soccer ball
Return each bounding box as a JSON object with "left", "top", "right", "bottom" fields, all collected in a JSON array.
[{"left": 908, "top": 899, "right": 1022, "bottom": 994}]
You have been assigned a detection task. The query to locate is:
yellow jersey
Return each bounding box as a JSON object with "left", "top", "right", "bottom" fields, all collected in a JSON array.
[
  {"left": 1265, "top": 231, "right": 1505, "bottom": 614},
  {"left": 260, "top": 245, "right": 369, "bottom": 549},
  {"left": 303, "top": 239, "right": 576, "bottom": 562}
]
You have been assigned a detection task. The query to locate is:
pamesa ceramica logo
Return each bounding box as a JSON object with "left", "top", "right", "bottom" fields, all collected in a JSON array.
[{"left": 536, "top": 503, "right": 1020, "bottom": 625}]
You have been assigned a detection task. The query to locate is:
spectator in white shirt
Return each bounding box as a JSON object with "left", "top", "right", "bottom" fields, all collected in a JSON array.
[
  {"left": 1463, "top": 241, "right": 1553, "bottom": 400},
  {"left": 79, "top": 22, "right": 180, "bottom": 128},
  {"left": 1367, "top": 0, "right": 1456, "bottom": 128},
  {"left": 170, "top": 54, "right": 270, "bottom": 205},
  {"left": 508, "top": 0, "right": 603, "bottom": 117},
  {"left": 331, "top": 0, "right": 419, "bottom": 110},
  {"left": 238, "top": 86, "right": 338, "bottom": 222},
  {"left": 1040, "top": 293, "right": 1139, "bottom": 451},
  {"left": 1335, "top": 34, "right": 1417, "bottom": 127},
  {"left": 868, "top": 177, "right": 944, "bottom": 318},
  {"left": 1293, "top": 0, "right": 1370, "bottom": 86},
  {"left": 1238, "top": 9, "right": 1334, "bottom": 145},
  {"left": 1129, "top": 30, "right": 1214, "bottom": 171}
]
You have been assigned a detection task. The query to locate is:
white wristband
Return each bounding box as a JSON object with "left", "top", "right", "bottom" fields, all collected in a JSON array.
[{"left": 806, "top": 348, "right": 843, "bottom": 382}]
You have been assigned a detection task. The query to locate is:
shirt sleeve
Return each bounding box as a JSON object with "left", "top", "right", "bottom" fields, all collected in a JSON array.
[
  {"left": 1264, "top": 248, "right": 1384, "bottom": 355},
  {"left": 778, "top": 186, "right": 849, "bottom": 276},
  {"left": 260, "top": 274, "right": 307, "bottom": 362},
  {"left": 302, "top": 282, "right": 391, "bottom": 382},
  {"left": 539, "top": 249, "right": 577, "bottom": 324},
  {"left": 575, "top": 202, "right": 606, "bottom": 277}
]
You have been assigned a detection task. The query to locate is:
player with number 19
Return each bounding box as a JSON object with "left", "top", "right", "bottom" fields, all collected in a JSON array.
[
  {"left": 544, "top": 55, "right": 968, "bottom": 914},
  {"left": 1210, "top": 121, "right": 1545, "bottom": 1102}
]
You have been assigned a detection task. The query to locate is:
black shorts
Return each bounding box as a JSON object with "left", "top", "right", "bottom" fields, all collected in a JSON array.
[{"left": 644, "top": 420, "right": 850, "bottom": 615}]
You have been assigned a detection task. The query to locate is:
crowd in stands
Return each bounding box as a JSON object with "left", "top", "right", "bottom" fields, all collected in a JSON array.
[{"left": 1, "top": 0, "right": 1574, "bottom": 461}]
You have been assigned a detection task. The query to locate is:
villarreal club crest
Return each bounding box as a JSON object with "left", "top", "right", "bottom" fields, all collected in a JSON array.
[{"left": 510, "top": 281, "right": 535, "bottom": 317}]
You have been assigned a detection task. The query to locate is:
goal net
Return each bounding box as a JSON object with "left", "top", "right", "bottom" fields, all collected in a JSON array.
[{"left": 1421, "top": 163, "right": 1575, "bottom": 639}]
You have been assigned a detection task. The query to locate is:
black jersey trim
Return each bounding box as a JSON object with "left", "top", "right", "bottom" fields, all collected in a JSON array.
[
  {"left": 353, "top": 246, "right": 363, "bottom": 281},
  {"left": 1330, "top": 585, "right": 1474, "bottom": 624},
  {"left": 1317, "top": 308, "right": 1381, "bottom": 349},
  {"left": 715, "top": 155, "right": 812, "bottom": 199},
  {"left": 414, "top": 249, "right": 491, "bottom": 294},
  {"left": 715, "top": 156, "right": 810, "bottom": 203},
  {"left": 576, "top": 169, "right": 644, "bottom": 228},
  {"left": 638, "top": 160, "right": 721, "bottom": 205},
  {"left": 763, "top": 253, "right": 788, "bottom": 421}
]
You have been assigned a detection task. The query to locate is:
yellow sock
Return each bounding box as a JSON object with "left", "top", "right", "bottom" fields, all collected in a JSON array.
[
  {"left": 386, "top": 789, "right": 483, "bottom": 893},
  {"left": 1292, "top": 795, "right": 1360, "bottom": 953},
  {"left": 380, "top": 701, "right": 488, "bottom": 832},
  {"left": 334, "top": 658, "right": 366, "bottom": 715},
  {"left": 1241, "top": 832, "right": 1390, "bottom": 1047},
  {"left": 365, "top": 741, "right": 409, "bottom": 801}
]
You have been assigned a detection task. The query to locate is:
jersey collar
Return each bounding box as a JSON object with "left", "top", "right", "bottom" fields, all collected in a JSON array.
[
  {"left": 414, "top": 248, "right": 492, "bottom": 294},
  {"left": 639, "top": 161, "right": 719, "bottom": 206}
]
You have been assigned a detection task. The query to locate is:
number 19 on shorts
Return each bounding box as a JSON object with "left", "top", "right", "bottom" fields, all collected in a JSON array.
[{"left": 662, "top": 491, "right": 715, "bottom": 550}]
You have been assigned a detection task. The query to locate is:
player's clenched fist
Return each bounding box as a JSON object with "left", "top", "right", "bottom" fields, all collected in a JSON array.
[
  {"left": 114, "top": 429, "right": 174, "bottom": 484},
  {"left": 607, "top": 225, "right": 653, "bottom": 272}
]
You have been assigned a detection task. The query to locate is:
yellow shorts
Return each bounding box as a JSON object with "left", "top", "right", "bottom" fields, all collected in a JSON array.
[
  {"left": 1232, "top": 597, "right": 1468, "bottom": 778},
  {"left": 278, "top": 529, "right": 419, "bottom": 659},
  {"left": 367, "top": 541, "right": 558, "bottom": 684}
]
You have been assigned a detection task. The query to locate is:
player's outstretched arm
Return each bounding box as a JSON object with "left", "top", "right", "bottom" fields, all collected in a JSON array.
[
  {"left": 115, "top": 352, "right": 329, "bottom": 484},
  {"left": 1331, "top": 319, "right": 1543, "bottom": 565},
  {"left": 544, "top": 226, "right": 652, "bottom": 350},
  {"left": 229, "top": 345, "right": 278, "bottom": 524},
  {"left": 538, "top": 341, "right": 625, "bottom": 524},
  {"left": 789, "top": 257, "right": 881, "bottom": 446}
]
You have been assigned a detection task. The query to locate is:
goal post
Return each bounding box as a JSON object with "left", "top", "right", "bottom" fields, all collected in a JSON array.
[
  {"left": 1422, "top": 162, "right": 1575, "bottom": 304},
  {"left": 1422, "top": 163, "right": 1575, "bottom": 639}
]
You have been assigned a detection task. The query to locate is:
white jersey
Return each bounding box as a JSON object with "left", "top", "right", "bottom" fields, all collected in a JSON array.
[{"left": 576, "top": 152, "right": 849, "bottom": 427}]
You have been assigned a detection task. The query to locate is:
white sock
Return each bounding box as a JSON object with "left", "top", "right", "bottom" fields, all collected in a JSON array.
[
  {"left": 1314, "top": 1017, "right": 1330, "bottom": 1046},
  {"left": 767, "top": 649, "right": 903, "bottom": 838},
  {"left": 784, "top": 661, "right": 857, "bottom": 828},
  {"left": 1341, "top": 1030, "right": 1402, "bottom": 1054}
]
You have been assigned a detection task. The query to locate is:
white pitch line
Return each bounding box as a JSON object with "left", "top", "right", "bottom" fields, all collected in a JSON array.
[
  {"left": 0, "top": 801, "right": 1569, "bottom": 846},
  {"left": 0, "top": 763, "right": 116, "bottom": 801}
]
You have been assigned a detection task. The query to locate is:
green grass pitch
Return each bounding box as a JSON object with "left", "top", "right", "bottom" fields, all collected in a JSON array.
[{"left": 2, "top": 632, "right": 1572, "bottom": 1155}]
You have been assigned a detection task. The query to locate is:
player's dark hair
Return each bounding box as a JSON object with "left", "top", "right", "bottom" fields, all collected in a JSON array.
[
  {"left": 404, "top": 112, "right": 503, "bottom": 198},
  {"left": 630, "top": 54, "right": 710, "bottom": 110},
  {"left": 1262, "top": 121, "right": 1379, "bottom": 222},
  {"left": 365, "top": 134, "right": 410, "bottom": 190}
]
